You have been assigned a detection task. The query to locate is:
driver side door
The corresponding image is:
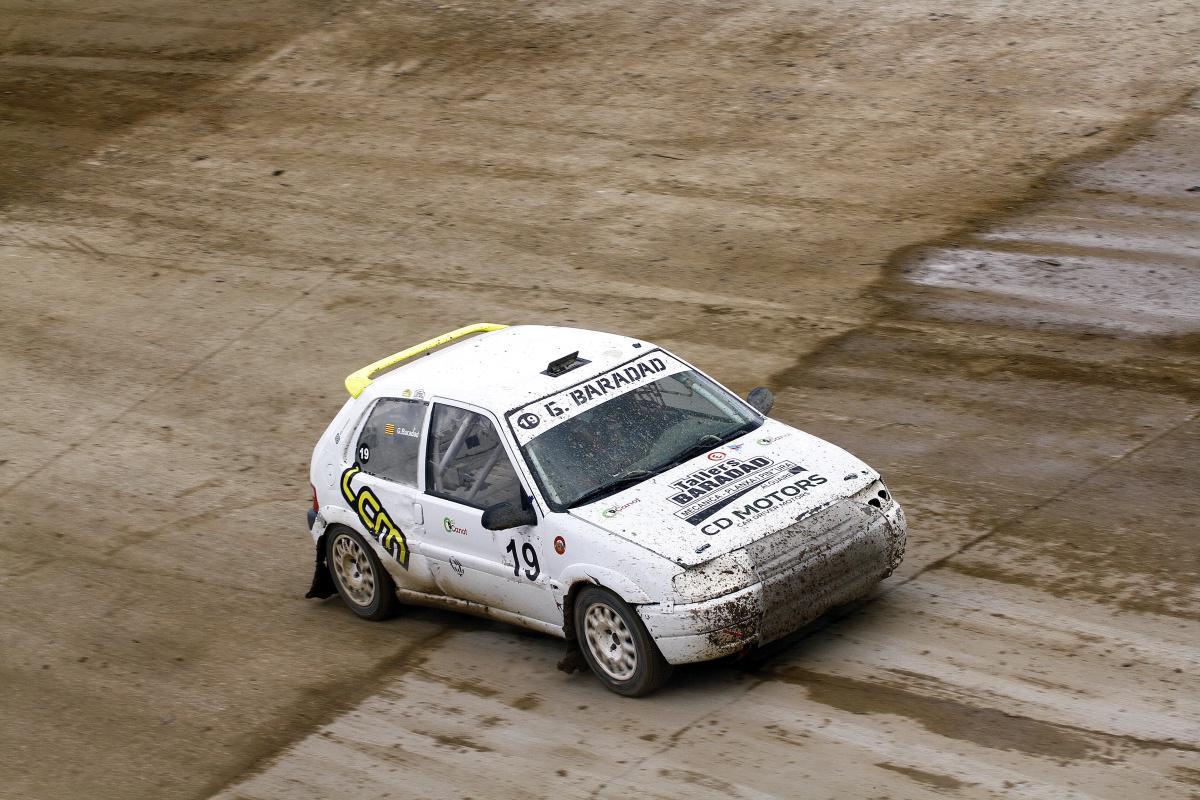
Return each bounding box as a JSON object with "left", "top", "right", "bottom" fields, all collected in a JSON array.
[{"left": 417, "top": 400, "right": 559, "bottom": 624}]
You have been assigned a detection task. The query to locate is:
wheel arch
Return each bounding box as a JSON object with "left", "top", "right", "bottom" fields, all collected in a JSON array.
[{"left": 557, "top": 565, "right": 655, "bottom": 640}]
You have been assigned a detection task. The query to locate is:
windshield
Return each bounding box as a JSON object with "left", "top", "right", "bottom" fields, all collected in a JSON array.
[{"left": 519, "top": 369, "right": 761, "bottom": 509}]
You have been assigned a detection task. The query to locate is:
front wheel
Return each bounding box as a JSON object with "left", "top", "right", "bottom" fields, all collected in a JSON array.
[
  {"left": 574, "top": 586, "right": 671, "bottom": 697},
  {"left": 326, "top": 527, "right": 399, "bottom": 621}
]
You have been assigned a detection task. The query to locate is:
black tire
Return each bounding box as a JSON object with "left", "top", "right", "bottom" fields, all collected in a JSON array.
[
  {"left": 573, "top": 586, "right": 671, "bottom": 697},
  {"left": 325, "top": 527, "right": 399, "bottom": 621}
]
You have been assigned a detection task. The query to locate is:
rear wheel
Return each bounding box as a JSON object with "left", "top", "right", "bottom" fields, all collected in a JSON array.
[
  {"left": 326, "top": 527, "right": 398, "bottom": 621},
  {"left": 574, "top": 586, "right": 671, "bottom": 696}
]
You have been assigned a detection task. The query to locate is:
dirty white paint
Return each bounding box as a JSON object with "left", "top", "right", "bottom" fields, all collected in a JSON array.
[{"left": 310, "top": 325, "right": 906, "bottom": 672}]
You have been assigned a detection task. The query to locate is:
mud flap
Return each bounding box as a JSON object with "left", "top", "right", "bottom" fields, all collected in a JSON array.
[
  {"left": 305, "top": 534, "right": 336, "bottom": 599},
  {"left": 556, "top": 643, "right": 587, "bottom": 675}
]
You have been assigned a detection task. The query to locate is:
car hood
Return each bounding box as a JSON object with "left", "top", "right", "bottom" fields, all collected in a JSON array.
[{"left": 568, "top": 420, "right": 878, "bottom": 567}]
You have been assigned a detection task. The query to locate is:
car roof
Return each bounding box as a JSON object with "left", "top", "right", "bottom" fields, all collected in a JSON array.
[{"left": 359, "top": 325, "right": 659, "bottom": 414}]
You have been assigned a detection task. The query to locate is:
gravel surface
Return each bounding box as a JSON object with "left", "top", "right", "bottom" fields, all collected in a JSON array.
[{"left": 1, "top": 2, "right": 1197, "bottom": 798}]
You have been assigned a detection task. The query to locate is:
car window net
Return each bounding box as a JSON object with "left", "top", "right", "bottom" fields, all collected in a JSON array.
[{"left": 427, "top": 405, "right": 522, "bottom": 508}]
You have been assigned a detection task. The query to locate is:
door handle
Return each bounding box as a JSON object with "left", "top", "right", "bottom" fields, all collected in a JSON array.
[{"left": 412, "top": 502, "right": 424, "bottom": 525}]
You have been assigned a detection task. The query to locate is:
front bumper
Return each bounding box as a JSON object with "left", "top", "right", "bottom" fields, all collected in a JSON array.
[
  {"left": 639, "top": 584, "right": 764, "bottom": 664},
  {"left": 640, "top": 499, "right": 906, "bottom": 665}
]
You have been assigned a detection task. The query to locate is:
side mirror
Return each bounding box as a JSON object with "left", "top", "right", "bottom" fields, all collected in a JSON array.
[
  {"left": 746, "top": 386, "right": 775, "bottom": 415},
  {"left": 481, "top": 501, "right": 537, "bottom": 531}
]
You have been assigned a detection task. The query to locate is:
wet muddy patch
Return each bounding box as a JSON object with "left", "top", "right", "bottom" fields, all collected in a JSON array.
[
  {"left": 0, "top": 2, "right": 336, "bottom": 204},
  {"left": 771, "top": 667, "right": 1100, "bottom": 761},
  {"left": 656, "top": 767, "right": 740, "bottom": 795},
  {"left": 876, "top": 762, "right": 974, "bottom": 791},
  {"left": 507, "top": 692, "right": 541, "bottom": 711},
  {"left": 944, "top": 551, "right": 1200, "bottom": 622},
  {"left": 769, "top": 94, "right": 1200, "bottom": 621},
  {"left": 1173, "top": 765, "right": 1200, "bottom": 786},
  {"left": 412, "top": 669, "right": 501, "bottom": 698},
  {"left": 307, "top": 4, "right": 586, "bottom": 74},
  {"left": 429, "top": 732, "right": 492, "bottom": 753}
]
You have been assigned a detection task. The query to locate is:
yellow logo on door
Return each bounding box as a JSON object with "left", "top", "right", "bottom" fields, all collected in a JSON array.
[{"left": 340, "top": 466, "right": 410, "bottom": 568}]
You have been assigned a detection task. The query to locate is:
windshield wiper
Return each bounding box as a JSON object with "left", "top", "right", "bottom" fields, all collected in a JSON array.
[
  {"left": 653, "top": 428, "right": 739, "bottom": 473},
  {"left": 725, "top": 418, "right": 761, "bottom": 442},
  {"left": 649, "top": 421, "right": 759, "bottom": 474},
  {"left": 567, "top": 470, "right": 653, "bottom": 509},
  {"left": 663, "top": 433, "right": 724, "bottom": 469}
]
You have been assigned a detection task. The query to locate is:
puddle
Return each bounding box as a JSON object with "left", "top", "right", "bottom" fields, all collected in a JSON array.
[
  {"left": 899, "top": 91, "right": 1200, "bottom": 337},
  {"left": 771, "top": 92, "right": 1200, "bottom": 616}
]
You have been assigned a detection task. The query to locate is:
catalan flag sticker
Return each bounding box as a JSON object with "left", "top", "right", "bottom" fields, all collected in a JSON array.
[{"left": 385, "top": 423, "right": 396, "bottom": 436}]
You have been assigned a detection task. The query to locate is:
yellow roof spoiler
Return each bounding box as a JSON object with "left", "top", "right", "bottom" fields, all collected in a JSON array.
[{"left": 344, "top": 322, "right": 508, "bottom": 398}]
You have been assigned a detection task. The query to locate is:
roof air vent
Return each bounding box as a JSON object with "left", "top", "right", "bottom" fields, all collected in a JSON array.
[{"left": 543, "top": 351, "right": 590, "bottom": 377}]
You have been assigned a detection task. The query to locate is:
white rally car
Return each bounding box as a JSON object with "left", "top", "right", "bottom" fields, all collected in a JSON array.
[{"left": 306, "top": 323, "right": 906, "bottom": 695}]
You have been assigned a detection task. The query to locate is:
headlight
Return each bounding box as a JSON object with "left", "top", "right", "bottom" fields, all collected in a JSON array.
[
  {"left": 672, "top": 550, "right": 756, "bottom": 602},
  {"left": 851, "top": 478, "right": 892, "bottom": 509}
]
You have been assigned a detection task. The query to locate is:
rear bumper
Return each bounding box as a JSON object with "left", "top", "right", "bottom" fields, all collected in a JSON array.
[{"left": 307, "top": 507, "right": 318, "bottom": 532}]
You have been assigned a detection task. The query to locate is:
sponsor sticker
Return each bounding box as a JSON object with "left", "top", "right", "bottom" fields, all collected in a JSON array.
[
  {"left": 700, "top": 472, "right": 830, "bottom": 535},
  {"left": 669, "top": 457, "right": 773, "bottom": 503},
  {"left": 442, "top": 517, "right": 468, "bottom": 535},
  {"left": 669, "top": 457, "right": 807, "bottom": 526},
  {"left": 601, "top": 498, "right": 640, "bottom": 518},
  {"left": 339, "top": 466, "right": 410, "bottom": 567},
  {"left": 756, "top": 433, "right": 790, "bottom": 446},
  {"left": 553, "top": 535, "right": 566, "bottom": 555}
]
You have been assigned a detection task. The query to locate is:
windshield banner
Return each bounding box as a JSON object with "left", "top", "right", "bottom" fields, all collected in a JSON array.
[{"left": 507, "top": 350, "right": 689, "bottom": 444}]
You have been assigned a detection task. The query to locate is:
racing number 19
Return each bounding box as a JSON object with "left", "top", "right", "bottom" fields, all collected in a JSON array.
[{"left": 505, "top": 539, "right": 540, "bottom": 581}]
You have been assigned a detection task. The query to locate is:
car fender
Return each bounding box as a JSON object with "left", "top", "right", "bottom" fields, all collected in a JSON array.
[
  {"left": 556, "top": 564, "right": 655, "bottom": 605},
  {"left": 315, "top": 504, "right": 358, "bottom": 542}
]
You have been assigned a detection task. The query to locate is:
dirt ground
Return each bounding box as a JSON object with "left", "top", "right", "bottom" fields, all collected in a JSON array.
[{"left": 1, "top": 2, "right": 1198, "bottom": 799}]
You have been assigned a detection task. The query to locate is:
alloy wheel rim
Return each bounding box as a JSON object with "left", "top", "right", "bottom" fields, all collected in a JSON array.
[
  {"left": 583, "top": 603, "right": 637, "bottom": 681},
  {"left": 332, "top": 534, "right": 376, "bottom": 607}
]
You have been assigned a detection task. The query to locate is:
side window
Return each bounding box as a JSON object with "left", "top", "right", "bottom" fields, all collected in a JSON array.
[
  {"left": 356, "top": 398, "right": 427, "bottom": 487},
  {"left": 426, "top": 404, "right": 523, "bottom": 509}
]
